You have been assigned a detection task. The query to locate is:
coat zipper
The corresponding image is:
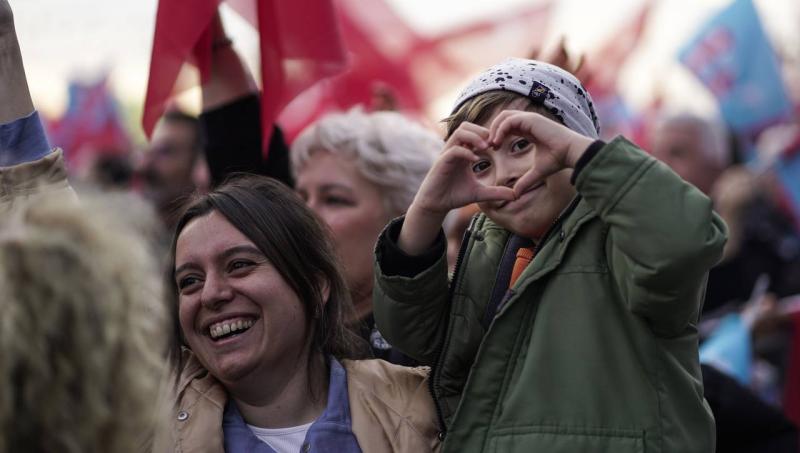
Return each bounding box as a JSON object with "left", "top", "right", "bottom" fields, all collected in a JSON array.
[
  {"left": 533, "top": 195, "right": 581, "bottom": 255},
  {"left": 427, "top": 196, "right": 581, "bottom": 440},
  {"left": 428, "top": 213, "right": 480, "bottom": 440}
]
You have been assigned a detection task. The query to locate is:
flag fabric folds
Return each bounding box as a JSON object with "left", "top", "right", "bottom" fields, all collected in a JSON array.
[
  {"left": 678, "top": 0, "right": 792, "bottom": 135},
  {"left": 253, "top": 0, "right": 348, "bottom": 148},
  {"left": 143, "top": 0, "right": 348, "bottom": 153},
  {"left": 580, "top": 0, "right": 653, "bottom": 143},
  {"left": 49, "top": 76, "right": 131, "bottom": 169},
  {"left": 277, "top": 0, "right": 553, "bottom": 141},
  {"left": 145, "top": 0, "right": 554, "bottom": 146},
  {"left": 700, "top": 313, "right": 752, "bottom": 386},
  {"left": 142, "top": 0, "right": 221, "bottom": 139}
]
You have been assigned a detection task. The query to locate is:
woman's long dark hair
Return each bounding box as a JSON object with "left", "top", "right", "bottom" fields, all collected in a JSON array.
[{"left": 167, "top": 174, "right": 368, "bottom": 376}]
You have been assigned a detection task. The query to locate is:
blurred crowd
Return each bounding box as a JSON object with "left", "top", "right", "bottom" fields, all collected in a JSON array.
[{"left": 2, "top": 0, "right": 800, "bottom": 452}]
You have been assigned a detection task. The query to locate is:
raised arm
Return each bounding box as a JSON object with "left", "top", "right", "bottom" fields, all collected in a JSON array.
[
  {"left": 200, "top": 10, "right": 294, "bottom": 187},
  {"left": 0, "top": 0, "right": 71, "bottom": 208},
  {"left": 201, "top": 11, "right": 257, "bottom": 111},
  {"left": 0, "top": 0, "right": 50, "bottom": 166},
  {"left": 0, "top": 0, "right": 33, "bottom": 124},
  {"left": 578, "top": 138, "right": 727, "bottom": 336},
  {"left": 487, "top": 110, "right": 727, "bottom": 337}
]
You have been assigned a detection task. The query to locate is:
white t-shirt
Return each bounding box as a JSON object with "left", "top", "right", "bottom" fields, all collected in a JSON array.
[{"left": 247, "top": 422, "right": 313, "bottom": 453}]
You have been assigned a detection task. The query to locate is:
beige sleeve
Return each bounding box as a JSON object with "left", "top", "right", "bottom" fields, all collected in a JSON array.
[{"left": 0, "top": 148, "right": 77, "bottom": 214}]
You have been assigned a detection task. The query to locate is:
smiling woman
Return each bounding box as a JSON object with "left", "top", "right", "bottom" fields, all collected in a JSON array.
[{"left": 156, "top": 174, "right": 441, "bottom": 453}]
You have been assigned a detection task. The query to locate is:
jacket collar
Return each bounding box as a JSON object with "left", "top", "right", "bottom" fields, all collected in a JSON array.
[
  {"left": 221, "top": 357, "right": 361, "bottom": 453},
  {"left": 178, "top": 349, "right": 210, "bottom": 392},
  {"left": 482, "top": 197, "right": 598, "bottom": 316},
  {"left": 477, "top": 196, "right": 596, "bottom": 258}
]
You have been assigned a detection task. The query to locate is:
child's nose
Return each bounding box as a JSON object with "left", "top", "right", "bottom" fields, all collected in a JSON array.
[
  {"left": 494, "top": 162, "right": 519, "bottom": 188},
  {"left": 498, "top": 174, "right": 518, "bottom": 188}
]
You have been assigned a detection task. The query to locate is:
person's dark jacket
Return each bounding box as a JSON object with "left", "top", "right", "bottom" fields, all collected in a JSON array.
[
  {"left": 200, "top": 94, "right": 294, "bottom": 188},
  {"left": 703, "top": 364, "right": 799, "bottom": 453}
]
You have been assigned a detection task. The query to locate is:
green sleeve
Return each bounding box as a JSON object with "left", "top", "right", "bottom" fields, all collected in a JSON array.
[
  {"left": 575, "top": 136, "right": 728, "bottom": 337},
  {"left": 372, "top": 221, "right": 452, "bottom": 365}
]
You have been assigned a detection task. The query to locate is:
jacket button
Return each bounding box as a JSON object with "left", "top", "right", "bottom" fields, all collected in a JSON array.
[
  {"left": 559, "top": 229, "right": 565, "bottom": 241},
  {"left": 437, "top": 431, "right": 446, "bottom": 441},
  {"left": 302, "top": 442, "right": 311, "bottom": 452},
  {"left": 177, "top": 410, "right": 189, "bottom": 422}
]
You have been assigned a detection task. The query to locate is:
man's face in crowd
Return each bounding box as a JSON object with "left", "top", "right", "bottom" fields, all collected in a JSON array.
[
  {"left": 650, "top": 120, "right": 721, "bottom": 195},
  {"left": 139, "top": 119, "right": 198, "bottom": 208}
]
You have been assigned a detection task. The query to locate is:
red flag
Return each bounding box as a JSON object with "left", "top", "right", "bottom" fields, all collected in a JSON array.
[
  {"left": 144, "top": 0, "right": 348, "bottom": 154},
  {"left": 49, "top": 76, "right": 132, "bottom": 171},
  {"left": 255, "top": 0, "right": 348, "bottom": 149},
  {"left": 142, "top": 0, "right": 221, "bottom": 139},
  {"left": 582, "top": 0, "right": 653, "bottom": 97},
  {"left": 277, "top": 0, "right": 553, "bottom": 142},
  {"left": 580, "top": 0, "right": 653, "bottom": 142}
]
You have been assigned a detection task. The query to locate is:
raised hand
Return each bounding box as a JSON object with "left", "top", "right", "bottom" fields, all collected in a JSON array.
[
  {"left": 0, "top": 0, "right": 34, "bottom": 125},
  {"left": 398, "top": 122, "right": 517, "bottom": 256},
  {"left": 413, "top": 122, "right": 516, "bottom": 216},
  {"left": 488, "top": 110, "right": 593, "bottom": 197}
]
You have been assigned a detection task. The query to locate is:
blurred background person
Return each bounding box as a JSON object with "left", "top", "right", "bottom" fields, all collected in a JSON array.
[
  {"left": 0, "top": 4, "right": 169, "bottom": 451},
  {"left": 649, "top": 112, "right": 730, "bottom": 196},
  {"left": 648, "top": 109, "right": 800, "bottom": 325},
  {"left": 135, "top": 110, "right": 207, "bottom": 227},
  {"left": 0, "top": 194, "right": 169, "bottom": 453},
  {"left": 706, "top": 165, "right": 800, "bottom": 314},
  {"left": 187, "top": 10, "right": 442, "bottom": 364},
  {"left": 647, "top": 110, "right": 800, "bottom": 453},
  {"left": 291, "top": 108, "right": 439, "bottom": 364}
]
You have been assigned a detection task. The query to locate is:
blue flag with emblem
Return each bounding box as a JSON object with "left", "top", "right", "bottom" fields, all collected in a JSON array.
[{"left": 678, "top": 0, "right": 792, "bottom": 134}]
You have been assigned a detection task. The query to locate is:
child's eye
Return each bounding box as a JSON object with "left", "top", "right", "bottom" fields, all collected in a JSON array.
[
  {"left": 471, "top": 160, "right": 491, "bottom": 174},
  {"left": 511, "top": 139, "right": 531, "bottom": 154}
]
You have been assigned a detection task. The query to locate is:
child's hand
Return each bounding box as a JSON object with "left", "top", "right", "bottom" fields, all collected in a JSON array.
[
  {"left": 413, "top": 122, "right": 517, "bottom": 215},
  {"left": 488, "top": 110, "right": 593, "bottom": 197}
]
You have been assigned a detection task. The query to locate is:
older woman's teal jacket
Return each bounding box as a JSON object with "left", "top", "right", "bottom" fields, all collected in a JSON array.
[{"left": 374, "top": 136, "right": 728, "bottom": 453}]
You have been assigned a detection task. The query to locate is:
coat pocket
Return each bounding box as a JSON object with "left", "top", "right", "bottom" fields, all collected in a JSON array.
[{"left": 489, "top": 425, "right": 645, "bottom": 453}]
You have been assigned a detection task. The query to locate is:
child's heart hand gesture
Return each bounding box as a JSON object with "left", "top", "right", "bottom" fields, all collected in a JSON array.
[
  {"left": 488, "top": 110, "right": 593, "bottom": 198},
  {"left": 412, "top": 122, "right": 517, "bottom": 216}
]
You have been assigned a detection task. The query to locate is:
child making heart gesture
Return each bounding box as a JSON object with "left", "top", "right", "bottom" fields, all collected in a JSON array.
[{"left": 373, "top": 58, "right": 727, "bottom": 453}]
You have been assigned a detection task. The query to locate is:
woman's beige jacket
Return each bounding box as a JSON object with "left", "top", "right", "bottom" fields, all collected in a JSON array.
[{"left": 153, "top": 354, "right": 442, "bottom": 453}]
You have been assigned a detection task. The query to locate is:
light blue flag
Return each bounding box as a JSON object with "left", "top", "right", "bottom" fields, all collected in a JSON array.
[
  {"left": 678, "top": 0, "right": 792, "bottom": 134},
  {"left": 700, "top": 313, "right": 752, "bottom": 386}
]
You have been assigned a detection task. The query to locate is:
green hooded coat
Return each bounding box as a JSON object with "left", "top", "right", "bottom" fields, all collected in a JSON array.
[{"left": 373, "top": 137, "right": 727, "bottom": 453}]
